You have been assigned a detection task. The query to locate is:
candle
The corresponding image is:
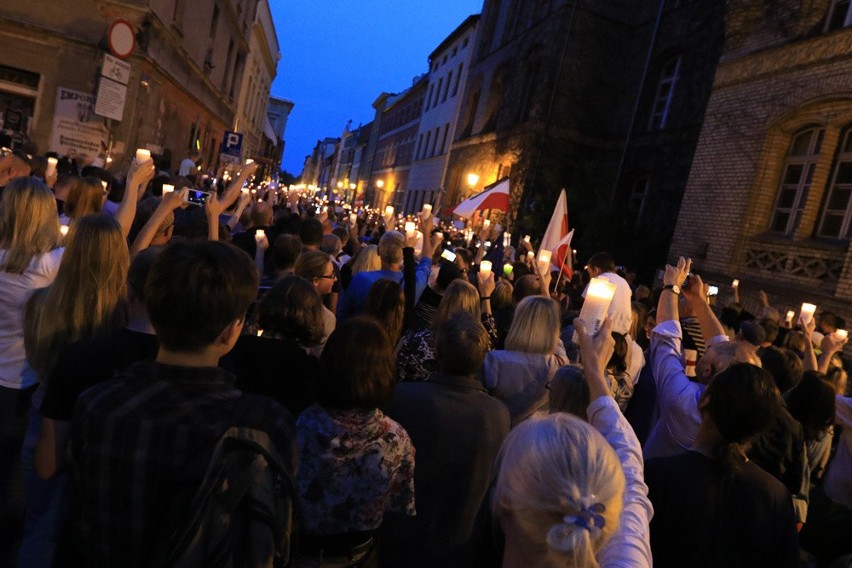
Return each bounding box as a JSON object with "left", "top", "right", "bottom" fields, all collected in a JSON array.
[
  {"left": 101, "top": 180, "right": 108, "bottom": 191},
  {"left": 480, "top": 260, "right": 492, "bottom": 274},
  {"left": 245, "top": 158, "right": 254, "bottom": 165},
  {"left": 135, "top": 148, "right": 151, "bottom": 163},
  {"left": 836, "top": 329, "right": 848, "bottom": 341},
  {"left": 785, "top": 310, "right": 795, "bottom": 322},
  {"left": 422, "top": 204, "right": 432, "bottom": 217},
  {"left": 503, "top": 264, "right": 514, "bottom": 276},
  {"left": 503, "top": 232, "right": 511, "bottom": 248},
  {"left": 162, "top": 184, "right": 174, "bottom": 195},
  {"left": 255, "top": 229, "right": 266, "bottom": 242},
  {"left": 800, "top": 303, "right": 817, "bottom": 325},
  {"left": 524, "top": 235, "right": 531, "bottom": 243},
  {"left": 537, "top": 249, "right": 552, "bottom": 275},
  {"left": 527, "top": 251, "right": 534, "bottom": 260},
  {"left": 404, "top": 221, "right": 416, "bottom": 237},
  {"left": 483, "top": 219, "right": 491, "bottom": 229},
  {"left": 46, "top": 157, "right": 58, "bottom": 175},
  {"left": 256, "top": 328, "right": 263, "bottom": 337},
  {"left": 577, "top": 277, "right": 618, "bottom": 337},
  {"left": 59, "top": 224, "right": 69, "bottom": 236},
  {"left": 732, "top": 279, "right": 739, "bottom": 288},
  {"left": 350, "top": 213, "right": 357, "bottom": 224},
  {"left": 385, "top": 205, "right": 394, "bottom": 216}
]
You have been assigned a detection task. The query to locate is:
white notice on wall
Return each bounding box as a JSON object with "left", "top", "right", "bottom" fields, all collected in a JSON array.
[
  {"left": 94, "top": 77, "right": 128, "bottom": 121},
  {"left": 48, "top": 87, "right": 107, "bottom": 160}
]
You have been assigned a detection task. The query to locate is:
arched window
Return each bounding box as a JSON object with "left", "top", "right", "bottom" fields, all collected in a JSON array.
[
  {"left": 770, "top": 127, "right": 824, "bottom": 235},
  {"left": 817, "top": 127, "right": 852, "bottom": 238}
]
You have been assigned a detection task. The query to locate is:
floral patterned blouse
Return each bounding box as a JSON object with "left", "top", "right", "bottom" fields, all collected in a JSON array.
[
  {"left": 396, "top": 313, "right": 498, "bottom": 382},
  {"left": 296, "top": 405, "right": 416, "bottom": 535}
]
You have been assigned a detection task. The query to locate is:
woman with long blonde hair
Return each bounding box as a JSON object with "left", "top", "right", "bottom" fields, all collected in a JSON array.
[
  {"left": 59, "top": 176, "right": 105, "bottom": 224},
  {"left": 19, "top": 213, "right": 129, "bottom": 566},
  {"left": 350, "top": 244, "right": 381, "bottom": 276},
  {"left": 0, "top": 177, "right": 63, "bottom": 560},
  {"left": 484, "top": 295, "right": 563, "bottom": 425}
]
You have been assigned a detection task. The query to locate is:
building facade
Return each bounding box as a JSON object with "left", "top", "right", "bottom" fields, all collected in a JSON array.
[
  {"left": 266, "top": 95, "right": 294, "bottom": 170},
  {"left": 402, "top": 15, "right": 479, "bottom": 214},
  {"left": 233, "top": 0, "right": 280, "bottom": 165},
  {"left": 371, "top": 76, "right": 428, "bottom": 209},
  {"left": 669, "top": 0, "right": 852, "bottom": 323},
  {"left": 0, "top": 0, "right": 277, "bottom": 174},
  {"left": 443, "top": 0, "right": 724, "bottom": 276}
]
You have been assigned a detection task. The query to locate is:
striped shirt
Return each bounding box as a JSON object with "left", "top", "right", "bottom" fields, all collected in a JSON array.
[{"left": 70, "top": 360, "right": 297, "bottom": 567}]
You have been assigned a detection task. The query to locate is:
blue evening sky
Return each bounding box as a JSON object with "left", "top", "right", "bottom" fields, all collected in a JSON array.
[{"left": 269, "top": 0, "right": 483, "bottom": 175}]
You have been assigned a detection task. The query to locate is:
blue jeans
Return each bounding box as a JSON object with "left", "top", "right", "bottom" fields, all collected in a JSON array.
[{"left": 17, "top": 410, "right": 70, "bottom": 568}]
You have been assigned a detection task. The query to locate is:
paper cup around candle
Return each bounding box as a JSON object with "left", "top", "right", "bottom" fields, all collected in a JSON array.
[
  {"left": 255, "top": 229, "right": 266, "bottom": 242},
  {"left": 785, "top": 310, "right": 795, "bottom": 322},
  {"left": 732, "top": 279, "right": 739, "bottom": 288},
  {"left": 483, "top": 219, "right": 491, "bottom": 228},
  {"left": 46, "top": 157, "right": 58, "bottom": 175},
  {"left": 836, "top": 329, "right": 848, "bottom": 341},
  {"left": 422, "top": 204, "right": 432, "bottom": 217},
  {"left": 101, "top": 180, "right": 108, "bottom": 191},
  {"left": 404, "top": 221, "right": 416, "bottom": 236},
  {"left": 59, "top": 224, "right": 69, "bottom": 236},
  {"left": 385, "top": 205, "right": 394, "bottom": 216},
  {"left": 480, "top": 261, "right": 492, "bottom": 274},
  {"left": 245, "top": 159, "right": 254, "bottom": 164},
  {"left": 135, "top": 149, "right": 151, "bottom": 163},
  {"left": 527, "top": 251, "right": 534, "bottom": 260},
  {"left": 524, "top": 235, "right": 531, "bottom": 243},
  {"left": 162, "top": 184, "right": 175, "bottom": 195},
  {"left": 800, "top": 303, "right": 817, "bottom": 325},
  {"left": 503, "top": 264, "right": 514, "bottom": 276},
  {"left": 503, "top": 232, "right": 511, "bottom": 248},
  {"left": 578, "top": 277, "right": 618, "bottom": 337}
]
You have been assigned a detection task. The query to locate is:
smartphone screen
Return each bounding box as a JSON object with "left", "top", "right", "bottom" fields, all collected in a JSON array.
[{"left": 185, "top": 189, "right": 211, "bottom": 206}]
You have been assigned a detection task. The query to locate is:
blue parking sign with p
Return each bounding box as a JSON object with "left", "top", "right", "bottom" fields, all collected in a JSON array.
[{"left": 220, "top": 131, "right": 243, "bottom": 163}]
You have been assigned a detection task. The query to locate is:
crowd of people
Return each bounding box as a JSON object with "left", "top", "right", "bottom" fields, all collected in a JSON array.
[{"left": 0, "top": 146, "right": 850, "bottom": 568}]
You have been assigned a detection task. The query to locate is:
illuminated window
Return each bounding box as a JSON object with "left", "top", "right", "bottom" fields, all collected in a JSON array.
[{"left": 770, "top": 127, "right": 824, "bottom": 235}]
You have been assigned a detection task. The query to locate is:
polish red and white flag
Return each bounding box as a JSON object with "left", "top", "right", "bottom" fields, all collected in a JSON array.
[
  {"left": 540, "top": 189, "right": 573, "bottom": 279},
  {"left": 452, "top": 177, "right": 510, "bottom": 218}
]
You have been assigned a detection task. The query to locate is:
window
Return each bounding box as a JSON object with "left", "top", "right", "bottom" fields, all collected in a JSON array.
[
  {"left": 423, "top": 131, "right": 432, "bottom": 159},
  {"left": 826, "top": 0, "right": 852, "bottom": 31},
  {"left": 818, "top": 128, "right": 852, "bottom": 238},
  {"left": 440, "top": 123, "right": 450, "bottom": 154},
  {"left": 415, "top": 134, "right": 424, "bottom": 160},
  {"left": 209, "top": 5, "right": 220, "bottom": 40},
  {"left": 425, "top": 84, "right": 434, "bottom": 112},
  {"left": 442, "top": 72, "right": 452, "bottom": 102},
  {"left": 770, "top": 127, "right": 824, "bottom": 235},
  {"left": 628, "top": 177, "right": 650, "bottom": 224},
  {"left": 430, "top": 127, "right": 439, "bottom": 156},
  {"left": 452, "top": 63, "right": 463, "bottom": 96},
  {"left": 433, "top": 78, "right": 443, "bottom": 108},
  {"left": 649, "top": 57, "right": 681, "bottom": 130}
]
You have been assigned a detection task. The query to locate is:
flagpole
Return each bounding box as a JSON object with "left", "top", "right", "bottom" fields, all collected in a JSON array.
[{"left": 553, "top": 243, "right": 573, "bottom": 292}]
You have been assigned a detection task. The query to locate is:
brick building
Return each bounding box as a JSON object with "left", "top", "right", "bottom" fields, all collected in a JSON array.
[
  {"left": 444, "top": 0, "right": 724, "bottom": 275},
  {"left": 669, "top": 0, "right": 852, "bottom": 323},
  {"left": 371, "top": 76, "right": 428, "bottom": 209}
]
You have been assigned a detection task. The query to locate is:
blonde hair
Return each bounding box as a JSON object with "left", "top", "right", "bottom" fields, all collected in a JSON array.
[
  {"left": 433, "top": 279, "right": 480, "bottom": 331},
  {"left": 351, "top": 244, "right": 381, "bottom": 275},
  {"left": 494, "top": 413, "right": 625, "bottom": 566},
  {"left": 64, "top": 176, "right": 104, "bottom": 220},
  {"left": 492, "top": 279, "right": 514, "bottom": 311},
  {"left": 0, "top": 177, "right": 60, "bottom": 274},
  {"left": 25, "top": 214, "right": 129, "bottom": 379},
  {"left": 505, "top": 295, "right": 560, "bottom": 355}
]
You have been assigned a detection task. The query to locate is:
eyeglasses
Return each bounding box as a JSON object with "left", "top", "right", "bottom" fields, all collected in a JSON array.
[{"left": 317, "top": 273, "right": 336, "bottom": 280}]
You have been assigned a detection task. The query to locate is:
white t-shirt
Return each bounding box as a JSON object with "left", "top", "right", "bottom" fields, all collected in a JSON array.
[{"left": 0, "top": 248, "right": 64, "bottom": 389}]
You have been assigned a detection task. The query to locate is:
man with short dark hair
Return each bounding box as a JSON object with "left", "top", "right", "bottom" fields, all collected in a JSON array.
[
  {"left": 382, "top": 313, "right": 510, "bottom": 566},
  {"left": 67, "top": 241, "right": 297, "bottom": 567}
]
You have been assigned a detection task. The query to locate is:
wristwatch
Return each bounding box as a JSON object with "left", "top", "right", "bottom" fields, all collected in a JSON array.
[{"left": 664, "top": 284, "right": 681, "bottom": 295}]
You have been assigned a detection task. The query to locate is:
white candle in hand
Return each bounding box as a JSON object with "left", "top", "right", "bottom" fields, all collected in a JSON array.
[
  {"left": 255, "top": 229, "right": 266, "bottom": 243},
  {"left": 836, "top": 329, "right": 848, "bottom": 341},
  {"left": 385, "top": 205, "right": 394, "bottom": 217},
  {"left": 59, "top": 224, "right": 69, "bottom": 236},
  {"left": 162, "top": 184, "right": 174, "bottom": 195},
  {"left": 135, "top": 149, "right": 151, "bottom": 163},
  {"left": 800, "top": 303, "right": 817, "bottom": 325},
  {"left": 480, "top": 260, "right": 492, "bottom": 274},
  {"left": 578, "top": 277, "right": 618, "bottom": 337},
  {"left": 404, "top": 221, "right": 416, "bottom": 237},
  {"left": 46, "top": 157, "right": 58, "bottom": 175}
]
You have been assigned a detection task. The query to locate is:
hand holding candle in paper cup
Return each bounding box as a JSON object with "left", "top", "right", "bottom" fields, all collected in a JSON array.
[
  {"left": 785, "top": 310, "right": 795, "bottom": 326},
  {"left": 479, "top": 260, "right": 492, "bottom": 274},
  {"left": 574, "top": 315, "right": 615, "bottom": 376},
  {"left": 421, "top": 203, "right": 432, "bottom": 221},
  {"left": 255, "top": 229, "right": 269, "bottom": 251},
  {"left": 162, "top": 184, "right": 175, "bottom": 195},
  {"left": 477, "top": 268, "right": 495, "bottom": 298},
  {"left": 577, "top": 277, "right": 617, "bottom": 337},
  {"left": 135, "top": 148, "right": 152, "bottom": 164}
]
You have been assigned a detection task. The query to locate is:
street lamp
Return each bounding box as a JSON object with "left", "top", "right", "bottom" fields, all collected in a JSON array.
[
  {"left": 466, "top": 172, "right": 479, "bottom": 188},
  {"left": 376, "top": 179, "right": 385, "bottom": 189}
]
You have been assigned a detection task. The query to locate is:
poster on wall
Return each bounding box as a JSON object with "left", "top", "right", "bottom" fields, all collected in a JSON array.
[{"left": 48, "top": 87, "right": 108, "bottom": 161}]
